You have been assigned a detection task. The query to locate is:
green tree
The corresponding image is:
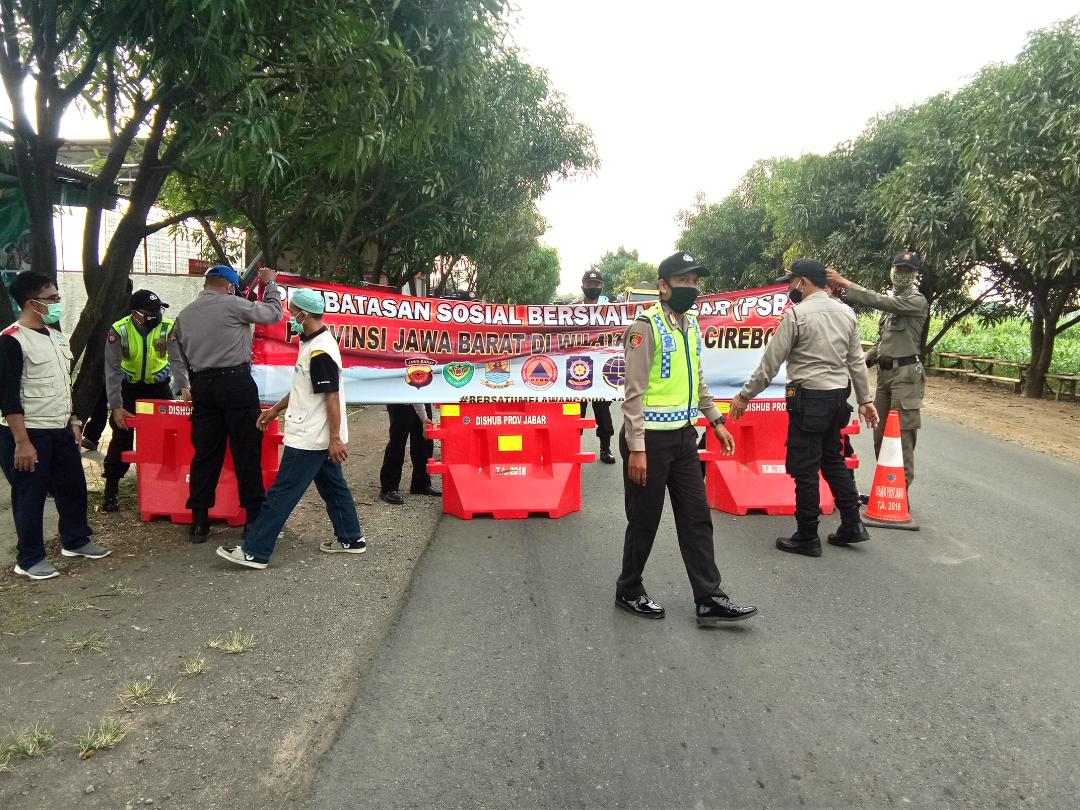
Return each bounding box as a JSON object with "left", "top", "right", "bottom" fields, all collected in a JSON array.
[
  {"left": 618, "top": 260, "right": 658, "bottom": 292},
  {"left": 958, "top": 17, "right": 1080, "bottom": 397},
  {"left": 476, "top": 242, "right": 560, "bottom": 304},
  {"left": 587, "top": 247, "right": 640, "bottom": 293}
]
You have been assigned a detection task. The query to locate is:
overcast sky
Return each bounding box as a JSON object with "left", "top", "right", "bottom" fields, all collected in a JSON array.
[{"left": 510, "top": 0, "right": 1080, "bottom": 291}]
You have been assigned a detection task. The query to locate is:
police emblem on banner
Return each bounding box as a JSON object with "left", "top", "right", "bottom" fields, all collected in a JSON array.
[
  {"left": 405, "top": 357, "right": 435, "bottom": 389},
  {"left": 443, "top": 362, "right": 475, "bottom": 388},
  {"left": 602, "top": 356, "right": 626, "bottom": 388},
  {"left": 482, "top": 358, "right": 513, "bottom": 388},
  {"left": 521, "top": 355, "right": 558, "bottom": 391},
  {"left": 566, "top": 355, "right": 593, "bottom": 391}
]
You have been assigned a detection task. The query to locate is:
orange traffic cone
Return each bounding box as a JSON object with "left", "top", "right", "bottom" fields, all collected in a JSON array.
[{"left": 861, "top": 409, "right": 919, "bottom": 531}]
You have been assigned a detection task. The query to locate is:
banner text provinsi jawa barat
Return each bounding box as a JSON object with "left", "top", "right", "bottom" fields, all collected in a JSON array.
[{"left": 250, "top": 274, "right": 791, "bottom": 404}]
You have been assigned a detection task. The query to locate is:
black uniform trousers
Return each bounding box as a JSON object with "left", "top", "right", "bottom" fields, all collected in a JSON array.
[
  {"left": 618, "top": 424, "right": 722, "bottom": 603},
  {"left": 0, "top": 426, "right": 93, "bottom": 570},
  {"left": 579, "top": 400, "right": 614, "bottom": 448},
  {"left": 186, "top": 368, "right": 265, "bottom": 511},
  {"left": 82, "top": 384, "right": 109, "bottom": 445},
  {"left": 379, "top": 404, "right": 433, "bottom": 493},
  {"left": 785, "top": 387, "right": 861, "bottom": 537},
  {"left": 103, "top": 380, "right": 174, "bottom": 481}
]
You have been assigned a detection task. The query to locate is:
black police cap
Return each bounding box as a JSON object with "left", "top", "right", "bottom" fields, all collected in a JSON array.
[
  {"left": 129, "top": 289, "right": 168, "bottom": 311},
  {"left": 891, "top": 251, "right": 922, "bottom": 270},
  {"left": 775, "top": 258, "right": 827, "bottom": 286},
  {"left": 658, "top": 252, "right": 710, "bottom": 280}
]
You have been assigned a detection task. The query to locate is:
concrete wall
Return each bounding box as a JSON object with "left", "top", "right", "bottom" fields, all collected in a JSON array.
[{"left": 57, "top": 272, "right": 204, "bottom": 334}]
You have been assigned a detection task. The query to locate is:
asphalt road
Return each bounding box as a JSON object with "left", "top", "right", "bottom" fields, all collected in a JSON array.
[{"left": 305, "top": 415, "right": 1080, "bottom": 809}]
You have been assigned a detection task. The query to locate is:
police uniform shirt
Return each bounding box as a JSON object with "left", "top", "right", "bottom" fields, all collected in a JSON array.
[
  {"left": 739, "top": 293, "right": 872, "bottom": 403},
  {"left": 622, "top": 305, "right": 724, "bottom": 452},
  {"left": 843, "top": 284, "right": 928, "bottom": 363},
  {"left": 174, "top": 282, "right": 283, "bottom": 372},
  {"left": 104, "top": 321, "right": 189, "bottom": 410}
]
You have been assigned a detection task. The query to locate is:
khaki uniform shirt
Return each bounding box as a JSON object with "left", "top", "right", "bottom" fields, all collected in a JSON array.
[
  {"left": 174, "top": 283, "right": 283, "bottom": 373},
  {"left": 739, "top": 292, "right": 872, "bottom": 404},
  {"left": 843, "top": 284, "right": 928, "bottom": 364},
  {"left": 621, "top": 303, "right": 724, "bottom": 452}
]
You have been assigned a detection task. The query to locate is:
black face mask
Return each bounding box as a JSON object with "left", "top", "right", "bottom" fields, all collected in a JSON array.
[
  {"left": 582, "top": 287, "right": 601, "bottom": 301},
  {"left": 139, "top": 312, "right": 163, "bottom": 329},
  {"left": 667, "top": 286, "right": 699, "bottom": 314},
  {"left": 788, "top": 284, "right": 803, "bottom": 304}
]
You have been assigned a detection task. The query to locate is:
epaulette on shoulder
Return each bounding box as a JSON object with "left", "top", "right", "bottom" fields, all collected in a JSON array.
[{"left": 1, "top": 324, "right": 19, "bottom": 336}]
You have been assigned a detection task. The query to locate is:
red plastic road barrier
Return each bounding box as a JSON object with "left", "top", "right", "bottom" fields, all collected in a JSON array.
[
  {"left": 699, "top": 400, "right": 859, "bottom": 516},
  {"left": 121, "top": 399, "right": 283, "bottom": 526},
  {"left": 427, "top": 402, "right": 597, "bottom": 519}
]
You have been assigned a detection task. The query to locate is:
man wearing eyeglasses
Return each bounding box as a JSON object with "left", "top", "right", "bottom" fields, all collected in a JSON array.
[{"left": 0, "top": 271, "right": 111, "bottom": 580}]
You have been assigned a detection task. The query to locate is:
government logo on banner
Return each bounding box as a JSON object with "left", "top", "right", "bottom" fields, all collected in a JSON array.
[
  {"left": 521, "top": 355, "right": 558, "bottom": 390},
  {"left": 443, "top": 362, "right": 475, "bottom": 388},
  {"left": 566, "top": 356, "right": 593, "bottom": 391},
  {"left": 405, "top": 357, "right": 435, "bottom": 388},
  {"left": 482, "top": 359, "right": 513, "bottom": 388},
  {"left": 602, "top": 356, "right": 626, "bottom": 388}
]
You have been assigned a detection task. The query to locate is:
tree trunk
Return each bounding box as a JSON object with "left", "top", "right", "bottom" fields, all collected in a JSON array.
[
  {"left": 1022, "top": 292, "right": 1066, "bottom": 399},
  {"left": 0, "top": 285, "right": 15, "bottom": 328}
]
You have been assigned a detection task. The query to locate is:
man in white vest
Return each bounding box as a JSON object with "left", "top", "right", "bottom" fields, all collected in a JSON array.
[
  {"left": 0, "top": 272, "right": 111, "bottom": 580},
  {"left": 216, "top": 288, "right": 364, "bottom": 569}
]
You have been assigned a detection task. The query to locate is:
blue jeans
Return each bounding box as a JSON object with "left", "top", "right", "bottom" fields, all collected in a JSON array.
[
  {"left": 0, "top": 426, "right": 93, "bottom": 569},
  {"left": 242, "top": 446, "right": 362, "bottom": 562}
]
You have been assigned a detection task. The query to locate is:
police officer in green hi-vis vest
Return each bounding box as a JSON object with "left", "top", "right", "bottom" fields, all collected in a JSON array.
[
  {"left": 618, "top": 252, "right": 758, "bottom": 627},
  {"left": 101, "top": 289, "right": 190, "bottom": 512}
]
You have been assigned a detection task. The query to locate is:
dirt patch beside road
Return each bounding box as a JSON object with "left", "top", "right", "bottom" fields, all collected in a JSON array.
[
  {"left": 920, "top": 373, "right": 1080, "bottom": 464},
  {"left": 0, "top": 406, "right": 439, "bottom": 810}
]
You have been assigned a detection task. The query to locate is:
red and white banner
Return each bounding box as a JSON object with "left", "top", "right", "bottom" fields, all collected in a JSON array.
[{"left": 251, "top": 274, "right": 790, "bottom": 404}]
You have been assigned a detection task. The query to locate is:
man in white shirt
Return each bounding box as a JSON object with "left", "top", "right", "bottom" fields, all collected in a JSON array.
[{"left": 216, "top": 288, "right": 364, "bottom": 569}]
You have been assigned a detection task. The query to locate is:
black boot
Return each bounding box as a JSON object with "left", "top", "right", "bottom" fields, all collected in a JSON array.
[
  {"left": 242, "top": 505, "right": 262, "bottom": 540},
  {"left": 599, "top": 442, "right": 615, "bottom": 464},
  {"left": 101, "top": 478, "right": 120, "bottom": 513},
  {"left": 776, "top": 521, "right": 822, "bottom": 557},
  {"left": 190, "top": 509, "right": 211, "bottom": 543},
  {"left": 828, "top": 521, "right": 870, "bottom": 546}
]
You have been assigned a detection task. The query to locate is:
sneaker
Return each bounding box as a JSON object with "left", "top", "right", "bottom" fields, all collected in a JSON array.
[
  {"left": 215, "top": 546, "right": 268, "bottom": 570},
  {"left": 319, "top": 537, "right": 367, "bottom": 554},
  {"left": 13, "top": 560, "right": 60, "bottom": 580},
  {"left": 60, "top": 542, "right": 111, "bottom": 560}
]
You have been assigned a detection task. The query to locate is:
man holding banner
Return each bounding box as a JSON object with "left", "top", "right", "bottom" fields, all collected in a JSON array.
[
  {"left": 574, "top": 269, "right": 615, "bottom": 464},
  {"left": 618, "top": 252, "right": 758, "bottom": 627}
]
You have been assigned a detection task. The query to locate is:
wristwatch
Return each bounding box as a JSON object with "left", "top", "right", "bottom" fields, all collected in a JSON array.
[{"left": 710, "top": 414, "right": 726, "bottom": 427}]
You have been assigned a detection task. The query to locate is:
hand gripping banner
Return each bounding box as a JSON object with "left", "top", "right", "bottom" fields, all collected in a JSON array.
[{"left": 251, "top": 274, "right": 791, "bottom": 404}]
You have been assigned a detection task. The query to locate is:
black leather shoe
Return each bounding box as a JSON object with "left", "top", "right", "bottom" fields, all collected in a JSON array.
[
  {"left": 828, "top": 522, "right": 871, "bottom": 546},
  {"left": 409, "top": 485, "right": 442, "bottom": 497},
  {"left": 101, "top": 495, "right": 119, "bottom": 513},
  {"left": 599, "top": 449, "right": 616, "bottom": 464},
  {"left": 615, "top": 594, "right": 665, "bottom": 619},
  {"left": 380, "top": 490, "right": 405, "bottom": 505},
  {"left": 696, "top": 593, "right": 758, "bottom": 625},
  {"left": 858, "top": 493, "right": 870, "bottom": 506},
  {"left": 775, "top": 534, "right": 822, "bottom": 557},
  {"left": 190, "top": 509, "right": 211, "bottom": 543}
]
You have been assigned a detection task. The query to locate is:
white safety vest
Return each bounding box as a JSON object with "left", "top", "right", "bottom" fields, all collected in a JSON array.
[
  {"left": 283, "top": 330, "right": 348, "bottom": 451},
  {"left": 1, "top": 325, "right": 73, "bottom": 430}
]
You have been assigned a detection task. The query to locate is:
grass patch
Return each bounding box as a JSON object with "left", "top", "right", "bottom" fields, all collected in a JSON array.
[
  {"left": 63, "top": 630, "right": 110, "bottom": 655},
  {"left": 0, "top": 594, "right": 39, "bottom": 637},
  {"left": 208, "top": 630, "right": 256, "bottom": 654},
  {"left": 118, "top": 678, "right": 159, "bottom": 707},
  {"left": 105, "top": 579, "right": 144, "bottom": 598},
  {"left": 183, "top": 655, "right": 208, "bottom": 676},
  {"left": 76, "top": 718, "right": 128, "bottom": 759},
  {"left": 152, "top": 685, "right": 183, "bottom": 705},
  {"left": 0, "top": 724, "right": 56, "bottom": 760}
]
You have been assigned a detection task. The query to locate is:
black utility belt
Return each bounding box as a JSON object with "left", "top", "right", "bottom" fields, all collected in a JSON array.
[
  {"left": 785, "top": 384, "right": 848, "bottom": 400},
  {"left": 878, "top": 355, "right": 919, "bottom": 371},
  {"left": 190, "top": 363, "right": 250, "bottom": 379}
]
